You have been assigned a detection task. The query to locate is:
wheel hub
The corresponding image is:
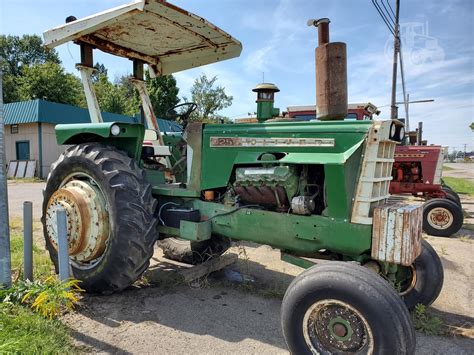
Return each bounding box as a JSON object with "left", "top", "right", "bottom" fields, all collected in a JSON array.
[
  {"left": 427, "top": 207, "right": 453, "bottom": 229},
  {"left": 303, "top": 300, "right": 371, "bottom": 353},
  {"left": 46, "top": 179, "right": 109, "bottom": 266},
  {"left": 398, "top": 265, "right": 417, "bottom": 296}
]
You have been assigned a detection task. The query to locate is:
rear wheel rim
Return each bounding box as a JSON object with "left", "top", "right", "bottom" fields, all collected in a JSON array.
[
  {"left": 302, "top": 299, "right": 374, "bottom": 354},
  {"left": 397, "top": 265, "right": 417, "bottom": 296},
  {"left": 45, "top": 172, "right": 111, "bottom": 270},
  {"left": 427, "top": 207, "right": 454, "bottom": 230}
]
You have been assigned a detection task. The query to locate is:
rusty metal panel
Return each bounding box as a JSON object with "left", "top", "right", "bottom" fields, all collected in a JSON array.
[
  {"left": 43, "top": 0, "right": 242, "bottom": 75},
  {"left": 372, "top": 202, "right": 422, "bottom": 266}
]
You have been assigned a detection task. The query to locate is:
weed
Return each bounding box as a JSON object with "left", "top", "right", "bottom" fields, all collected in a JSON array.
[
  {"left": 1, "top": 277, "right": 84, "bottom": 319},
  {"left": 412, "top": 304, "right": 445, "bottom": 336},
  {"left": 236, "top": 243, "right": 251, "bottom": 275},
  {"left": 133, "top": 275, "right": 151, "bottom": 288},
  {"left": 458, "top": 235, "right": 472, "bottom": 243},
  {"left": 439, "top": 247, "right": 448, "bottom": 255}
]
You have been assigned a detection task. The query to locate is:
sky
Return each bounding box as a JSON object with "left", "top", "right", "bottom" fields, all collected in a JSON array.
[{"left": 1, "top": 0, "right": 473, "bottom": 151}]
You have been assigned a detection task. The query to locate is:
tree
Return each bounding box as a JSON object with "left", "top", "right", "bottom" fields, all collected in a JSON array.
[
  {"left": 17, "top": 62, "right": 84, "bottom": 106},
  {"left": 146, "top": 72, "right": 180, "bottom": 118},
  {"left": 112, "top": 72, "right": 180, "bottom": 118},
  {"left": 188, "top": 74, "right": 233, "bottom": 122},
  {"left": 115, "top": 76, "right": 141, "bottom": 117},
  {"left": 91, "top": 62, "right": 108, "bottom": 83},
  {"left": 93, "top": 74, "right": 128, "bottom": 114},
  {"left": 0, "top": 34, "right": 60, "bottom": 102}
]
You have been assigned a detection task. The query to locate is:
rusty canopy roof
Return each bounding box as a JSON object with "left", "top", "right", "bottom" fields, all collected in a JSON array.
[{"left": 43, "top": 0, "right": 242, "bottom": 76}]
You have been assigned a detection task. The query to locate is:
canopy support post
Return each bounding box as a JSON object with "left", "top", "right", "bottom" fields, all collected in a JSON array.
[
  {"left": 129, "top": 60, "right": 164, "bottom": 146},
  {"left": 77, "top": 43, "right": 103, "bottom": 123}
]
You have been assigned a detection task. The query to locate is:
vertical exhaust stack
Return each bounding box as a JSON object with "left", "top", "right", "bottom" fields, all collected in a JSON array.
[{"left": 308, "top": 18, "right": 348, "bottom": 120}]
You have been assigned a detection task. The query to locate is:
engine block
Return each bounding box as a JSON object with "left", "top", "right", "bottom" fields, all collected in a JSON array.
[{"left": 234, "top": 165, "right": 298, "bottom": 210}]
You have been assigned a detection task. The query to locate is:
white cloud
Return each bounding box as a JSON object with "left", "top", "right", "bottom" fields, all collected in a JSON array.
[{"left": 244, "top": 45, "right": 274, "bottom": 73}]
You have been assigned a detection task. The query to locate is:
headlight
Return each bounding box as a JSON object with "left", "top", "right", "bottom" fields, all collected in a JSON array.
[
  {"left": 389, "top": 122, "right": 397, "bottom": 139},
  {"left": 110, "top": 124, "right": 121, "bottom": 136},
  {"left": 397, "top": 126, "right": 405, "bottom": 142}
]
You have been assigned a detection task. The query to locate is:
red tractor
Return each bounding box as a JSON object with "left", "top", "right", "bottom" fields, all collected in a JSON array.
[{"left": 287, "top": 103, "right": 464, "bottom": 237}]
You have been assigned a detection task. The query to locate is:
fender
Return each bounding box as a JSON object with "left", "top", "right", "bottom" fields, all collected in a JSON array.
[{"left": 55, "top": 122, "right": 145, "bottom": 160}]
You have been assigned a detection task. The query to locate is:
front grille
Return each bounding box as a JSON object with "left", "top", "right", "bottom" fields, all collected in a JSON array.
[{"left": 351, "top": 121, "right": 397, "bottom": 224}]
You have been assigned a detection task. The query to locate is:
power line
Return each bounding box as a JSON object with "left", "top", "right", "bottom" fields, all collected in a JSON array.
[
  {"left": 381, "top": 0, "right": 396, "bottom": 25},
  {"left": 372, "top": 0, "right": 401, "bottom": 121},
  {"left": 372, "top": 0, "right": 396, "bottom": 36},
  {"left": 385, "top": 0, "right": 396, "bottom": 18},
  {"left": 399, "top": 44, "right": 409, "bottom": 130}
]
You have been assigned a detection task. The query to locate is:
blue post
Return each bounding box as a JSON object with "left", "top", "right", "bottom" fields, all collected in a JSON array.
[
  {"left": 23, "top": 201, "right": 33, "bottom": 281},
  {"left": 56, "top": 208, "right": 70, "bottom": 281}
]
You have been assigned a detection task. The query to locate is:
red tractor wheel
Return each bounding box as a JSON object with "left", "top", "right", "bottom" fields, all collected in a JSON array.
[{"left": 423, "top": 198, "right": 463, "bottom": 237}]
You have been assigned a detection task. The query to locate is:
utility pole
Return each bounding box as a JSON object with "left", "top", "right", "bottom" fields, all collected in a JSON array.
[
  {"left": 0, "top": 69, "right": 12, "bottom": 288},
  {"left": 390, "top": 0, "right": 400, "bottom": 120},
  {"left": 406, "top": 93, "right": 409, "bottom": 132},
  {"left": 395, "top": 97, "right": 434, "bottom": 135}
]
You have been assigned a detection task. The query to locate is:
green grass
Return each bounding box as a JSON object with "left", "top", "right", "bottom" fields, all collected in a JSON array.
[
  {"left": 9, "top": 218, "right": 54, "bottom": 280},
  {"left": 1, "top": 220, "right": 77, "bottom": 353},
  {"left": 0, "top": 303, "right": 76, "bottom": 353},
  {"left": 443, "top": 177, "right": 474, "bottom": 196},
  {"left": 7, "top": 177, "right": 44, "bottom": 183}
]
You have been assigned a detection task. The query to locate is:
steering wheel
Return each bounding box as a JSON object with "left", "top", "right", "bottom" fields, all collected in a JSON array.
[{"left": 165, "top": 102, "right": 198, "bottom": 126}]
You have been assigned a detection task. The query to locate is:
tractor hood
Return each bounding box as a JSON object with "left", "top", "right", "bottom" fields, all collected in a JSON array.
[{"left": 43, "top": 0, "right": 242, "bottom": 76}]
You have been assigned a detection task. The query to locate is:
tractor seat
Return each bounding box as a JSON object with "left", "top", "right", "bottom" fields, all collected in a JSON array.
[{"left": 143, "top": 129, "right": 172, "bottom": 157}]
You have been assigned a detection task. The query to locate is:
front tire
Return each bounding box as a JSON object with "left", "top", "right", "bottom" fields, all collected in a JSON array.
[
  {"left": 42, "top": 143, "right": 158, "bottom": 293},
  {"left": 423, "top": 198, "right": 463, "bottom": 237},
  {"left": 281, "top": 262, "right": 415, "bottom": 354},
  {"left": 442, "top": 187, "right": 461, "bottom": 206},
  {"left": 158, "top": 236, "right": 230, "bottom": 265},
  {"left": 398, "top": 239, "right": 444, "bottom": 310}
]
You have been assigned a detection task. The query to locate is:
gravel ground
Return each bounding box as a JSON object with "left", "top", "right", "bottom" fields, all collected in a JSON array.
[
  {"left": 443, "top": 163, "right": 474, "bottom": 181},
  {"left": 61, "top": 238, "right": 473, "bottom": 354},
  {"left": 6, "top": 168, "right": 474, "bottom": 354},
  {"left": 7, "top": 181, "right": 45, "bottom": 220}
]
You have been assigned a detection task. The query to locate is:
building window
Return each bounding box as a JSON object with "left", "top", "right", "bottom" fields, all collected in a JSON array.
[{"left": 11, "top": 124, "right": 19, "bottom": 134}]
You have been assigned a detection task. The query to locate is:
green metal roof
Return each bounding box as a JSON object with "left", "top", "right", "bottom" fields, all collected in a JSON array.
[
  {"left": 4, "top": 99, "right": 182, "bottom": 132},
  {"left": 134, "top": 113, "right": 182, "bottom": 132},
  {"left": 4, "top": 99, "right": 137, "bottom": 125}
]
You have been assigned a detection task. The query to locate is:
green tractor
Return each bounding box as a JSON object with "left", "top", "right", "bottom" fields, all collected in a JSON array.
[{"left": 42, "top": 2, "right": 443, "bottom": 353}]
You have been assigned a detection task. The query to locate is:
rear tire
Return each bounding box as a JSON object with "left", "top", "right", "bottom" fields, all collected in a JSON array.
[
  {"left": 398, "top": 239, "right": 444, "bottom": 310},
  {"left": 281, "top": 262, "right": 415, "bottom": 354},
  {"left": 423, "top": 198, "right": 463, "bottom": 237},
  {"left": 42, "top": 143, "right": 158, "bottom": 293},
  {"left": 158, "top": 236, "right": 230, "bottom": 265}
]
